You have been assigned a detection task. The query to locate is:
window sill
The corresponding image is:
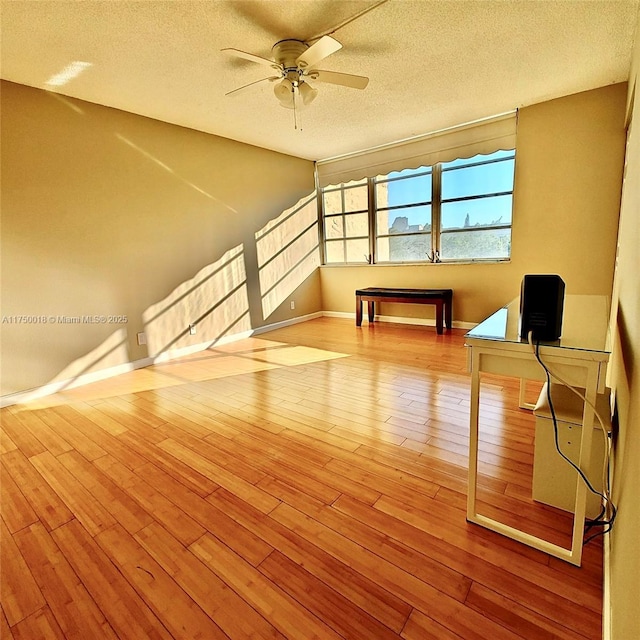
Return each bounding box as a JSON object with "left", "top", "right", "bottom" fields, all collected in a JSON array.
[{"left": 321, "top": 258, "right": 511, "bottom": 267}]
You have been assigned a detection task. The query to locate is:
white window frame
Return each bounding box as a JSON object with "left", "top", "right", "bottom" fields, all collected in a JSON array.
[
  {"left": 320, "top": 149, "right": 515, "bottom": 265},
  {"left": 321, "top": 179, "right": 371, "bottom": 265}
]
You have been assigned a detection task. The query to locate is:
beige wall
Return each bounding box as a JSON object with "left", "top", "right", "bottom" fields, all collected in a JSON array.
[
  {"left": 608, "top": 9, "right": 640, "bottom": 638},
  {"left": 320, "top": 84, "right": 627, "bottom": 325},
  {"left": 0, "top": 81, "right": 317, "bottom": 398}
]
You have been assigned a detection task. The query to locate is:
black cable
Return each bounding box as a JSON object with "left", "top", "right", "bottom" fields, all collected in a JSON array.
[
  {"left": 532, "top": 339, "right": 617, "bottom": 543},
  {"left": 536, "top": 341, "right": 605, "bottom": 499},
  {"left": 584, "top": 524, "right": 614, "bottom": 545}
]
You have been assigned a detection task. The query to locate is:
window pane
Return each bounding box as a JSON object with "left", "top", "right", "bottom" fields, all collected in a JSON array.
[
  {"left": 324, "top": 216, "right": 344, "bottom": 239},
  {"left": 376, "top": 172, "right": 431, "bottom": 208},
  {"left": 325, "top": 240, "right": 345, "bottom": 263},
  {"left": 377, "top": 205, "right": 432, "bottom": 235},
  {"left": 441, "top": 228, "right": 511, "bottom": 260},
  {"left": 376, "top": 181, "right": 390, "bottom": 209},
  {"left": 323, "top": 180, "right": 367, "bottom": 214},
  {"left": 442, "top": 156, "right": 514, "bottom": 200},
  {"left": 344, "top": 184, "right": 368, "bottom": 211},
  {"left": 345, "top": 239, "right": 370, "bottom": 263},
  {"left": 377, "top": 236, "right": 390, "bottom": 262},
  {"left": 441, "top": 195, "right": 512, "bottom": 230},
  {"left": 323, "top": 190, "right": 343, "bottom": 215},
  {"left": 325, "top": 212, "right": 368, "bottom": 239},
  {"left": 378, "top": 233, "right": 431, "bottom": 263},
  {"left": 345, "top": 212, "right": 368, "bottom": 236}
]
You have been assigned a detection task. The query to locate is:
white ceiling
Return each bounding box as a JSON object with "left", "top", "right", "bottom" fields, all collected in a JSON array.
[{"left": 1, "top": 0, "right": 638, "bottom": 161}]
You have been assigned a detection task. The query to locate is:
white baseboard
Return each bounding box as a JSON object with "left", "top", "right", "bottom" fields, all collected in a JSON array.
[
  {"left": 150, "top": 331, "right": 255, "bottom": 364},
  {"left": 323, "top": 310, "right": 475, "bottom": 330},
  {"left": 1, "top": 310, "right": 469, "bottom": 408},
  {"left": 253, "top": 311, "right": 323, "bottom": 335},
  {"left": 0, "top": 311, "right": 324, "bottom": 408},
  {"left": 0, "top": 360, "right": 152, "bottom": 408}
]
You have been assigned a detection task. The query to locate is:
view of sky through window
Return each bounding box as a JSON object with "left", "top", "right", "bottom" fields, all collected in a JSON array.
[
  {"left": 323, "top": 149, "right": 515, "bottom": 263},
  {"left": 386, "top": 150, "right": 515, "bottom": 229}
]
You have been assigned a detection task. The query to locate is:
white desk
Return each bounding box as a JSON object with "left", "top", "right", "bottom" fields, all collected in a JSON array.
[{"left": 465, "top": 295, "right": 610, "bottom": 566}]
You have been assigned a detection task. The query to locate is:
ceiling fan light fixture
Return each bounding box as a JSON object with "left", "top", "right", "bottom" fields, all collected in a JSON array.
[
  {"left": 298, "top": 80, "right": 318, "bottom": 106},
  {"left": 223, "top": 11, "right": 374, "bottom": 117},
  {"left": 274, "top": 77, "right": 294, "bottom": 103}
]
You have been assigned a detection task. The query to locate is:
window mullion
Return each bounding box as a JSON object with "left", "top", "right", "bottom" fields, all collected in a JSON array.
[
  {"left": 316, "top": 189, "right": 326, "bottom": 265},
  {"left": 432, "top": 163, "right": 442, "bottom": 260},
  {"left": 341, "top": 186, "right": 347, "bottom": 262},
  {"left": 368, "top": 177, "right": 376, "bottom": 264}
]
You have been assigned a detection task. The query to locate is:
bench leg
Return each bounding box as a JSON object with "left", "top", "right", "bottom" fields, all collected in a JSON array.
[
  {"left": 356, "top": 296, "right": 363, "bottom": 326},
  {"left": 445, "top": 298, "right": 452, "bottom": 330},
  {"left": 367, "top": 301, "right": 375, "bottom": 323},
  {"left": 435, "top": 300, "right": 443, "bottom": 334}
]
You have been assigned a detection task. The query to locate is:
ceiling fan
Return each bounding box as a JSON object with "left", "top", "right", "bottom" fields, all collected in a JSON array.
[
  {"left": 221, "top": 34, "right": 368, "bottom": 110},
  {"left": 220, "top": 0, "right": 389, "bottom": 116}
]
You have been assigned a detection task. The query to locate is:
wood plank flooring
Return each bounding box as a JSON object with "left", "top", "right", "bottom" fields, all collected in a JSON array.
[{"left": 0, "top": 317, "right": 603, "bottom": 639}]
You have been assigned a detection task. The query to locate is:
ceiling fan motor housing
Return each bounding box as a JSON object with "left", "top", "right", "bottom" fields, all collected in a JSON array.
[
  {"left": 222, "top": 32, "right": 367, "bottom": 106},
  {"left": 272, "top": 40, "right": 309, "bottom": 70}
]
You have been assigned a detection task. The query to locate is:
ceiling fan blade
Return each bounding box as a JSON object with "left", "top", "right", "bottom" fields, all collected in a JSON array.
[
  {"left": 306, "top": 0, "right": 389, "bottom": 42},
  {"left": 310, "top": 70, "right": 369, "bottom": 90},
  {"left": 296, "top": 35, "right": 342, "bottom": 69},
  {"left": 221, "top": 48, "right": 278, "bottom": 68},
  {"left": 225, "top": 76, "right": 280, "bottom": 97}
]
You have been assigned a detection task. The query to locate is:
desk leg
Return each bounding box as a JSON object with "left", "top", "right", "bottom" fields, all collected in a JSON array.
[
  {"left": 435, "top": 300, "right": 444, "bottom": 334},
  {"left": 367, "top": 301, "right": 375, "bottom": 323},
  {"left": 467, "top": 349, "right": 481, "bottom": 521},
  {"left": 466, "top": 348, "right": 603, "bottom": 567},
  {"left": 356, "top": 296, "right": 363, "bottom": 326}
]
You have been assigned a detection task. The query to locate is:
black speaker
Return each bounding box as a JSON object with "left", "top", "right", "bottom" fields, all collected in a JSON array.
[{"left": 519, "top": 274, "right": 565, "bottom": 341}]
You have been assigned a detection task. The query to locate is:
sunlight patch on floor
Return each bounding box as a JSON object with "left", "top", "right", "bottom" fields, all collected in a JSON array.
[{"left": 18, "top": 339, "right": 350, "bottom": 408}]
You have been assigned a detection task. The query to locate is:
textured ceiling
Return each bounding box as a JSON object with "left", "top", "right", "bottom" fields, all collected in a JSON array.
[{"left": 1, "top": 0, "right": 638, "bottom": 161}]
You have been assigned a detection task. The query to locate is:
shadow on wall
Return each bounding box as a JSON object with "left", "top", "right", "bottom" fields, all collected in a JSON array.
[
  {"left": 143, "top": 245, "right": 251, "bottom": 359},
  {"left": 1, "top": 82, "right": 319, "bottom": 402},
  {"left": 2, "top": 193, "right": 320, "bottom": 405},
  {"left": 115, "top": 132, "right": 240, "bottom": 215},
  {"left": 14, "top": 328, "right": 131, "bottom": 401},
  {"left": 142, "top": 190, "right": 321, "bottom": 361},
  {"left": 256, "top": 192, "right": 319, "bottom": 320}
]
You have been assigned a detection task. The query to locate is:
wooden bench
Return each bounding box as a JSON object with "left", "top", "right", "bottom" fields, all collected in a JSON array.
[{"left": 355, "top": 287, "right": 453, "bottom": 334}]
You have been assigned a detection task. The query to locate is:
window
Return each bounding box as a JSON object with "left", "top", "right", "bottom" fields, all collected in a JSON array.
[
  {"left": 375, "top": 167, "right": 432, "bottom": 263},
  {"left": 440, "top": 150, "right": 514, "bottom": 260},
  {"left": 322, "top": 179, "right": 370, "bottom": 264},
  {"left": 320, "top": 149, "right": 515, "bottom": 264}
]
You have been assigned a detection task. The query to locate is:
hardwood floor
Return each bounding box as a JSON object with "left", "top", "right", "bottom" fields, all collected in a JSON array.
[{"left": 1, "top": 317, "right": 603, "bottom": 639}]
